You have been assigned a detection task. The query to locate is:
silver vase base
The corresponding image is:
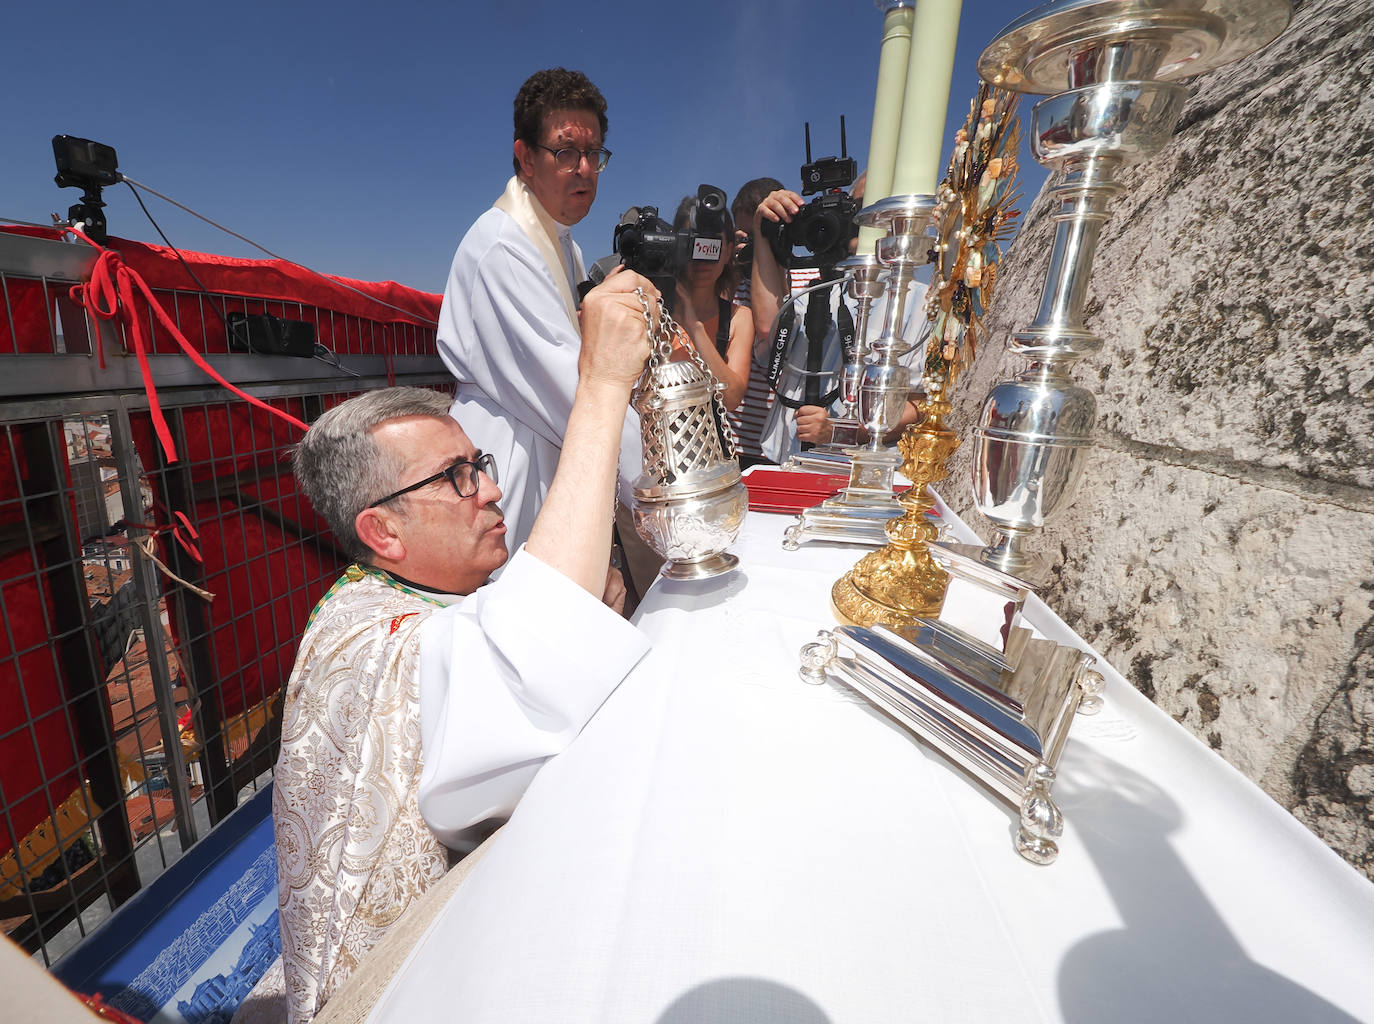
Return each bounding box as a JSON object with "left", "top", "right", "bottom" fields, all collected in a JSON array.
[
  {"left": 660, "top": 551, "right": 739, "bottom": 581},
  {"left": 978, "top": 534, "right": 1047, "bottom": 587}
]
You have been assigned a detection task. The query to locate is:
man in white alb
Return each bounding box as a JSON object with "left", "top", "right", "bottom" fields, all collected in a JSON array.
[
  {"left": 264, "top": 270, "right": 655, "bottom": 1023},
  {"left": 437, "top": 68, "right": 644, "bottom": 588}
]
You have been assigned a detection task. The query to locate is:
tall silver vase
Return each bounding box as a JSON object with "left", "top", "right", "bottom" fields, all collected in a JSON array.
[{"left": 969, "top": 0, "right": 1292, "bottom": 582}]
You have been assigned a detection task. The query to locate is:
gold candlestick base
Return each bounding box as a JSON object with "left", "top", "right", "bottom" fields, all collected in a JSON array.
[{"left": 831, "top": 388, "right": 960, "bottom": 627}]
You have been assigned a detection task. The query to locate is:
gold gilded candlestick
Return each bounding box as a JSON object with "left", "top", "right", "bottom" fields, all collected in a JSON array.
[{"left": 832, "top": 372, "right": 961, "bottom": 624}]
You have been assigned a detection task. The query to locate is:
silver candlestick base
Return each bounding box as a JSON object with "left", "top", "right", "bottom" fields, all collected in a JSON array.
[
  {"left": 969, "top": 0, "right": 1292, "bottom": 582},
  {"left": 785, "top": 448, "right": 857, "bottom": 474}
]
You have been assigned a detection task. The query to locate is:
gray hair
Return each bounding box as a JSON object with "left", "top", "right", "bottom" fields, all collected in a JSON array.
[{"left": 293, "top": 387, "right": 453, "bottom": 562}]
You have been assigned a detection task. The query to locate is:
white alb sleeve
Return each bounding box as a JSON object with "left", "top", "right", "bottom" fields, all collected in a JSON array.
[{"left": 415, "top": 547, "right": 650, "bottom": 847}]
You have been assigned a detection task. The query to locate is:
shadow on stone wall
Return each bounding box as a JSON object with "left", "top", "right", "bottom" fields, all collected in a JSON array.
[{"left": 944, "top": 0, "right": 1374, "bottom": 878}]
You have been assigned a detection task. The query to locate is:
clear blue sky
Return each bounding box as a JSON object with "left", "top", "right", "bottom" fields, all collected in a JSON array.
[{"left": 6, "top": 0, "right": 1047, "bottom": 294}]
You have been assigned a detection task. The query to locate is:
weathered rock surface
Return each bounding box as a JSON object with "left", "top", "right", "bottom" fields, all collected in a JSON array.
[{"left": 945, "top": 0, "right": 1374, "bottom": 877}]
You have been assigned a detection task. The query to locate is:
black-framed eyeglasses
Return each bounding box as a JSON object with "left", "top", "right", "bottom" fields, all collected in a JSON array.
[
  {"left": 368, "top": 453, "right": 498, "bottom": 508},
  {"left": 534, "top": 143, "right": 612, "bottom": 173}
]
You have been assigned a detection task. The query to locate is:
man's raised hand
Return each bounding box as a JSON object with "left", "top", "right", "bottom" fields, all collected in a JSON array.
[
  {"left": 579, "top": 268, "right": 657, "bottom": 389},
  {"left": 754, "top": 189, "right": 804, "bottom": 231}
]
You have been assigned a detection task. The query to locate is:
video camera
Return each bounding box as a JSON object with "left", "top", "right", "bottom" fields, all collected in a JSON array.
[
  {"left": 593, "top": 183, "right": 728, "bottom": 314},
  {"left": 52, "top": 135, "right": 122, "bottom": 244},
  {"left": 761, "top": 118, "right": 860, "bottom": 273}
]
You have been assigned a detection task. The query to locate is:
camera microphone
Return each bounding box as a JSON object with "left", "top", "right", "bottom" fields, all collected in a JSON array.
[
  {"left": 587, "top": 254, "right": 621, "bottom": 285},
  {"left": 577, "top": 253, "right": 624, "bottom": 302}
]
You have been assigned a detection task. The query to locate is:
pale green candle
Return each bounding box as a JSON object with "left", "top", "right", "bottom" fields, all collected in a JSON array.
[
  {"left": 858, "top": 1, "right": 916, "bottom": 256},
  {"left": 891, "top": 0, "right": 963, "bottom": 196}
]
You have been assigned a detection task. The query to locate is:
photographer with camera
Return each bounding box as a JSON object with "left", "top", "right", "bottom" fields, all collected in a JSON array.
[
  {"left": 728, "top": 176, "right": 785, "bottom": 307},
  {"left": 749, "top": 172, "right": 923, "bottom": 463},
  {"left": 669, "top": 195, "right": 754, "bottom": 411}
]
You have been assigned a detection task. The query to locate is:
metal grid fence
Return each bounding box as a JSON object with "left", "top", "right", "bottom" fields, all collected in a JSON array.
[{"left": 0, "top": 230, "right": 449, "bottom": 964}]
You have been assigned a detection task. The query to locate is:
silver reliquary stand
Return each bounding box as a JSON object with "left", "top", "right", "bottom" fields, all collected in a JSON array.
[{"left": 801, "top": 556, "right": 1105, "bottom": 864}]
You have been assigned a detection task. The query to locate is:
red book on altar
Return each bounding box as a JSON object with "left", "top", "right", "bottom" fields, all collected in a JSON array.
[
  {"left": 743, "top": 469, "right": 851, "bottom": 513},
  {"left": 743, "top": 467, "right": 911, "bottom": 513}
]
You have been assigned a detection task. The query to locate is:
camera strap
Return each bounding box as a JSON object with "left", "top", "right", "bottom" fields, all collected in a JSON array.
[
  {"left": 714, "top": 296, "right": 733, "bottom": 356},
  {"left": 766, "top": 280, "right": 853, "bottom": 411}
]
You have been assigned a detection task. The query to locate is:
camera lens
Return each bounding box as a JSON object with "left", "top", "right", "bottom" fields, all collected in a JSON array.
[{"left": 803, "top": 212, "right": 839, "bottom": 253}]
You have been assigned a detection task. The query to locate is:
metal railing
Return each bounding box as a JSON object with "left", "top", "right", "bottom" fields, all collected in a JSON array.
[{"left": 0, "top": 230, "right": 449, "bottom": 964}]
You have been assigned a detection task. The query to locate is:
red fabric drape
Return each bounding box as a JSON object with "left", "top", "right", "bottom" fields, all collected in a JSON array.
[
  {"left": 0, "top": 226, "right": 440, "bottom": 356},
  {"left": 0, "top": 224, "right": 437, "bottom": 857},
  {"left": 0, "top": 440, "right": 89, "bottom": 860}
]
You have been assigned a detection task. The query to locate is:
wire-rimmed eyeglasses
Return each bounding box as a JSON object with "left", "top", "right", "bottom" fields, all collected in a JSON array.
[
  {"left": 534, "top": 143, "right": 612, "bottom": 173},
  {"left": 368, "top": 453, "right": 498, "bottom": 508}
]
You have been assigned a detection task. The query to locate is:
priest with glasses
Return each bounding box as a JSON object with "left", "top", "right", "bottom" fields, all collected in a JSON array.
[{"left": 264, "top": 271, "right": 655, "bottom": 1024}]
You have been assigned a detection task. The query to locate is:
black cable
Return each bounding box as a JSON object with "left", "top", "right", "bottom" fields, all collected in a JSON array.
[
  {"left": 124, "top": 179, "right": 359, "bottom": 377},
  {"left": 121, "top": 174, "right": 437, "bottom": 325},
  {"left": 311, "top": 345, "right": 362, "bottom": 378},
  {"left": 125, "top": 179, "right": 232, "bottom": 328}
]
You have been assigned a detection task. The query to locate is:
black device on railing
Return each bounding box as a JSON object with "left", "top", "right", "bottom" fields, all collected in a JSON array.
[
  {"left": 227, "top": 312, "right": 317, "bottom": 358},
  {"left": 53, "top": 135, "right": 122, "bottom": 244},
  {"left": 594, "top": 182, "right": 728, "bottom": 314},
  {"left": 761, "top": 118, "right": 860, "bottom": 273}
]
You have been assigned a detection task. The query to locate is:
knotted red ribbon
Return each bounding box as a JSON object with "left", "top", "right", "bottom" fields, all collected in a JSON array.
[{"left": 63, "top": 226, "right": 309, "bottom": 463}]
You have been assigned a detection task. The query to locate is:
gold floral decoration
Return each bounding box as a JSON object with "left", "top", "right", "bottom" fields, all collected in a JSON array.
[{"left": 925, "top": 83, "right": 1022, "bottom": 386}]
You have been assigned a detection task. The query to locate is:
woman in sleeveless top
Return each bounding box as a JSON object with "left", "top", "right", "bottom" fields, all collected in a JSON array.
[{"left": 670, "top": 197, "right": 755, "bottom": 412}]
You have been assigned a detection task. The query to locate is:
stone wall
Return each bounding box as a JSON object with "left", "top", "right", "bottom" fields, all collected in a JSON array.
[{"left": 944, "top": 0, "right": 1374, "bottom": 877}]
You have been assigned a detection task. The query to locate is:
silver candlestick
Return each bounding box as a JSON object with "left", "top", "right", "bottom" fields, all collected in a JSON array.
[
  {"left": 969, "top": 0, "right": 1292, "bottom": 581},
  {"left": 782, "top": 196, "right": 936, "bottom": 550},
  {"left": 799, "top": 253, "right": 886, "bottom": 455}
]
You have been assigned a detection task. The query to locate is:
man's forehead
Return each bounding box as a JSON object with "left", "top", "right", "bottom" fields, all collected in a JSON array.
[
  {"left": 542, "top": 108, "right": 601, "bottom": 144},
  {"left": 372, "top": 414, "right": 473, "bottom": 457}
]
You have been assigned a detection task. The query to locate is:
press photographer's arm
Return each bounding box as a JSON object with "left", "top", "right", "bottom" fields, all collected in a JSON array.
[{"left": 749, "top": 188, "right": 803, "bottom": 343}]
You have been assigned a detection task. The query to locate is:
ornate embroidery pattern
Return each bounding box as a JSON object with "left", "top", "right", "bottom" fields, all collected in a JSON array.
[{"left": 273, "top": 574, "right": 450, "bottom": 1022}]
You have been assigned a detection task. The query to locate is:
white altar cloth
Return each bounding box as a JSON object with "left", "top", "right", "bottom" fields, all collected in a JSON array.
[{"left": 368, "top": 505, "right": 1374, "bottom": 1023}]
